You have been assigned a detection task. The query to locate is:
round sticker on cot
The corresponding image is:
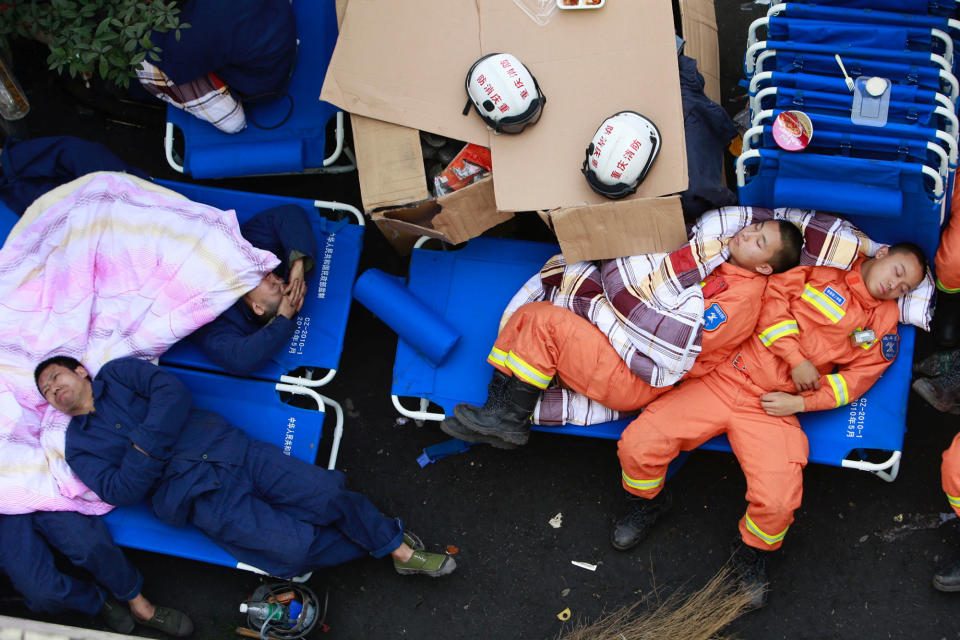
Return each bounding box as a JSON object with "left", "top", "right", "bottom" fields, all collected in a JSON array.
[{"left": 772, "top": 110, "right": 813, "bottom": 151}]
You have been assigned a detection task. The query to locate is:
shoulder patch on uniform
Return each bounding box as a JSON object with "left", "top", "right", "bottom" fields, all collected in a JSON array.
[
  {"left": 881, "top": 334, "right": 899, "bottom": 361},
  {"left": 704, "top": 302, "right": 728, "bottom": 331},
  {"left": 824, "top": 286, "right": 846, "bottom": 307}
]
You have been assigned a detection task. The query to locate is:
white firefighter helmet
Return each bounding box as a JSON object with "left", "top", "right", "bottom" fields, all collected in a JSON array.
[
  {"left": 581, "top": 111, "right": 662, "bottom": 199},
  {"left": 463, "top": 53, "right": 545, "bottom": 134}
]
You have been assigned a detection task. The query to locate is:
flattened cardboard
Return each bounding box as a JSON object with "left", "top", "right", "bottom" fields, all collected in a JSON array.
[
  {"left": 545, "top": 196, "right": 688, "bottom": 263},
  {"left": 370, "top": 177, "right": 514, "bottom": 255},
  {"left": 321, "top": 0, "right": 686, "bottom": 212},
  {"left": 321, "top": 0, "right": 490, "bottom": 146},
  {"left": 351, "top": 115, "right": 429, "bottom": 212},
  {"left": 679, "top": 0, "right": 721, "bottom": 104},
  {"left": 478, "top": 0, "right": 687, "bottom": 211}
]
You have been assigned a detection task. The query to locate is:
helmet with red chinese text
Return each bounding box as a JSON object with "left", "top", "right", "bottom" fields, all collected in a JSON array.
[
  {"left": 463, "top": 53, "right": 546, "bottom": 134},
  {"left": 582, "top": 111, "right": 662, "bottom": 199}
]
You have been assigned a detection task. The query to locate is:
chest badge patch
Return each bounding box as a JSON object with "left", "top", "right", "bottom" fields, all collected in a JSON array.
[
  {"left": 824, "top": 286, "right": 846, "bottom": 308},
  {"left": 704, "top": 302, "right": 728, "bottom": 331},
  {"left": 881, "top": 334, "right": 899, "bottom": 361}
]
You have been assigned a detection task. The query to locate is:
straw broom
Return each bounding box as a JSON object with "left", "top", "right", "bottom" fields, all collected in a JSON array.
[{"left": 557, "top": 565, "right": 755, "bottom": 640}]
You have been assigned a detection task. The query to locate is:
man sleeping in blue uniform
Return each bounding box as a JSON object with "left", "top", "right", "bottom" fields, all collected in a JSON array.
[
  {"left": 34, "top": 356, "right": 456, "bottom": 580},
  {"left": 192, "top": 204, "right": 316, "bottom": 376},
  {"left": 0, "top": 511, "right": 192, "bottom": 636}
]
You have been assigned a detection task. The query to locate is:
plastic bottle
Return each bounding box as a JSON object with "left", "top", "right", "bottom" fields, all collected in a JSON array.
[
  {"left": 0, "top": 55, "right": 29, "bottom": 121},
  {"left": 239, "top": 601, "right": 284, "bottom": 621}
]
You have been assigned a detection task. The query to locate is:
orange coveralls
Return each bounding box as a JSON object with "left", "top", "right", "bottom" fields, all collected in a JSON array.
[
  {"left": 486, "top": 261, "right": 767, "bottom": 412},
  {"left": 934, "top": 179, "right": 960, "bottom": 291},
  {"left": 941, "top": 434, "right": 960, "bottom": 517},
  {"left": 618, "top": 257, "right": 900, "bottom": 551}
]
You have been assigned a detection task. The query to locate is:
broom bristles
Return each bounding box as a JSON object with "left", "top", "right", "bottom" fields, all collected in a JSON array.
[{"left": 557, "top": 565, "right": 755, "bottom": 640}]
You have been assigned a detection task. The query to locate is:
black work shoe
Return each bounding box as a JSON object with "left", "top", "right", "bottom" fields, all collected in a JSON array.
[
  {"left": 99, "top": 598, "right": 135, "bottom": 634},
  {"left": 454, "top": 374, "right": 541, "bottom": 446},
  {"left": 933, "top": 292, "right": 960, "bottom": 348},
  {"left": 135, "top": 605, "right": 194, "bottom": 637},
  {"left": 933, "top": 560, "right": 960, "bottom": 592},
  {"left": 610, "top": 489, "right": 673, "bottom": 551},
  {"left": 729, "top": 540, "right": 770, "bottom": 610},
  {"left": 440, "top": 416, "right": 518, "bottom": 449}
]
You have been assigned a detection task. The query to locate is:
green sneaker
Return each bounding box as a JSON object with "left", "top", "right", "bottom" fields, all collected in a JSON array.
[
  {"left": 403, "top": 531, "right": 425, "bottom": 551},
  {"left": 394, "top": 549, "right": 457, "bottom": 577}
]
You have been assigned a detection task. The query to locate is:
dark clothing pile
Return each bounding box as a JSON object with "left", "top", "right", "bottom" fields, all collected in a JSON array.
[
  {"left": 678, "top": 54, "right": 739, "bottom": 220},
  {"left": 152, "top": 0, "right": 297, "bottom": 98}
]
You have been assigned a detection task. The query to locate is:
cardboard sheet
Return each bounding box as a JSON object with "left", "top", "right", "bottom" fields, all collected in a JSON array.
[
  {"left": 351, "top": 115, "right": 430, "bottom": 212},
  {"left": 544, "top": 195, "right": 688, "bottom": 262},
  {"left": 322, "top": 0, "right": 687, "bottom": 212},
  {"left": 477, "top": 0, "right": 687, "bottom": 211},
  {"left": 321, "top": 0, "right": 490, "bottom": 146}
]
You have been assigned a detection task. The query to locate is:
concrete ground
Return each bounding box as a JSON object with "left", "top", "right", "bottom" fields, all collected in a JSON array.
[{"left": 2, "top": 2, "right": 959, "bottom": 638}]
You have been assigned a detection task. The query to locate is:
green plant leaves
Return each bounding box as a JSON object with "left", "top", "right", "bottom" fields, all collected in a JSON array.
[{"left": 3, "top": 0, "right": 190, "bottom": 86}]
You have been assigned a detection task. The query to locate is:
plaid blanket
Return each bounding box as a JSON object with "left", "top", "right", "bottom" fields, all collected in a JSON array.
[
  {"left": 136, "top": 61, "right": 246, "bottom": 133},
  {"left": 506, "top": 206, "right": 880, "bottom": 426}
]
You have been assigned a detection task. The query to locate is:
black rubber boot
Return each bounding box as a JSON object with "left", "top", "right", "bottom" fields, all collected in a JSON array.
[
  {"left": 453, "top": 372, "right": 541, "bottom": 446},
  {"left": 439, "top": 416, "right": 518, "bottom": 449},
  {"left": 610, "top": 489, "right": 672, "bottom": 551},
  {"left": 933, "top": 519, "right": 960, "bottom": 592},
  {"left": 933, "top": 291, "right": 960, "bottom": 349},
  {"left": 729, "top": 539, "right": 770, "bottom": 610}
]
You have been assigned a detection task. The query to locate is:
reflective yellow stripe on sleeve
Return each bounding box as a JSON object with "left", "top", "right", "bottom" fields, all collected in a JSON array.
[
  {"left": 621, "top": 470, "right": 664, "bottom": 491},
  {"left": 757, "top": 320, "right": 800, "bottom": 347},
  {"left": 947, "top": 493, "right": 960, "bottom": 508},
  {"left": 504, "top": 351, "right": 553, "bottom": 390},
  {"left": 744, "top": 513, "right": 789, "bottom": 546},
  {"left": 801, "top": 285, "right": 846, "bottom": 323},
  {"left": 938, "top": 279, "right": 960, "bottom": 294},
  {"left": 487, "top": 347, "right": 508, "bottom": 367},
  {"left": 826, "top": 373, "right": 850, "bottom": 407}
]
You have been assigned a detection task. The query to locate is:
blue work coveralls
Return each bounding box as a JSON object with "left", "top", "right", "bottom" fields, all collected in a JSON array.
[
  {"left": 64, "top": 358, "right": 404, "bottom": 579},
  {"left": 192, "top": 204, "right": 318, "bottom": 376},
  {"left": 0, "top": 511, "right": 142, "bottom": 614}
]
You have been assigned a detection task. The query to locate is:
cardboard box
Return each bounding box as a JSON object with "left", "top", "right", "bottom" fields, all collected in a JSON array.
[
  {"left": 351, "top": 114, "right": 514, "bottom": 254},
  {"left": 539, "top": 196, "right": 688, "bottom": 264},
  {"left": 328, "top": 0, "right": 720, "bottom": 259},
  {"left": 322, "top": 0, "right": 687, "bottom": 210}
]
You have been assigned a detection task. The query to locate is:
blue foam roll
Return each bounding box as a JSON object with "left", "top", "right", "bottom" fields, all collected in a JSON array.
[{"left": 353, "top": 268, "right": 461, "bottom": 365}]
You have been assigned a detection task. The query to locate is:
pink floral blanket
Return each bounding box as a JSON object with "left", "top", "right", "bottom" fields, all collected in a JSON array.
[{"left": 0, "top": 173, "right": 278, "bottom": 514}]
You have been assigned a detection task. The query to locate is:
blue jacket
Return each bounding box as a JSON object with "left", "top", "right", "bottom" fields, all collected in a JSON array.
[
  {"left": 151, "top": 0, "right": 297, "bottom": 97},
  {"left": 65, "top": 358, "right": 249, "bottom": 526},
  {"left": 192, "top": 204, "right": 317, "bottom": 376}
]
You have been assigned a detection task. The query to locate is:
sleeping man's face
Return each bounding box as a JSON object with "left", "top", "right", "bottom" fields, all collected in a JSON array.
[
  {"left": 727, "top": 221, "right": 783, "bottom": 274},
  {"left": 861, "top": 246, "right": 924, "bottom": 300},
  {"left": 242, "top": 272, "right": 284, "bottom": 321},
  {"left": 37, "top": 364, "right": 93, "bottom": 416}
]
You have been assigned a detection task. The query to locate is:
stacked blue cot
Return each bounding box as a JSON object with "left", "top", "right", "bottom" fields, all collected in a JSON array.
[{"left": 737, "top": 0, "right": 960, "bottom": 260}]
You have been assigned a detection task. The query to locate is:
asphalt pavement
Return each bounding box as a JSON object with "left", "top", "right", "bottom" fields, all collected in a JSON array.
[{"left": 2, "top": 2, "right": 959, "bottom": 638}]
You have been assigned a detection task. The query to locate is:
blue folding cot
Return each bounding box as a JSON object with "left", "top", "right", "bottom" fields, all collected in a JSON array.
[
  {"left": 157, "top": 180, "right": 364, "bottom": 385},
  {"left": 390, "top": 237, "right": 914, "bottom": 482},
  {"left": 163, "top": 0, "right": 350, "bottom": 179},
  {"left": 102, "top": 366, "right": 333, "bottom": 575}
]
